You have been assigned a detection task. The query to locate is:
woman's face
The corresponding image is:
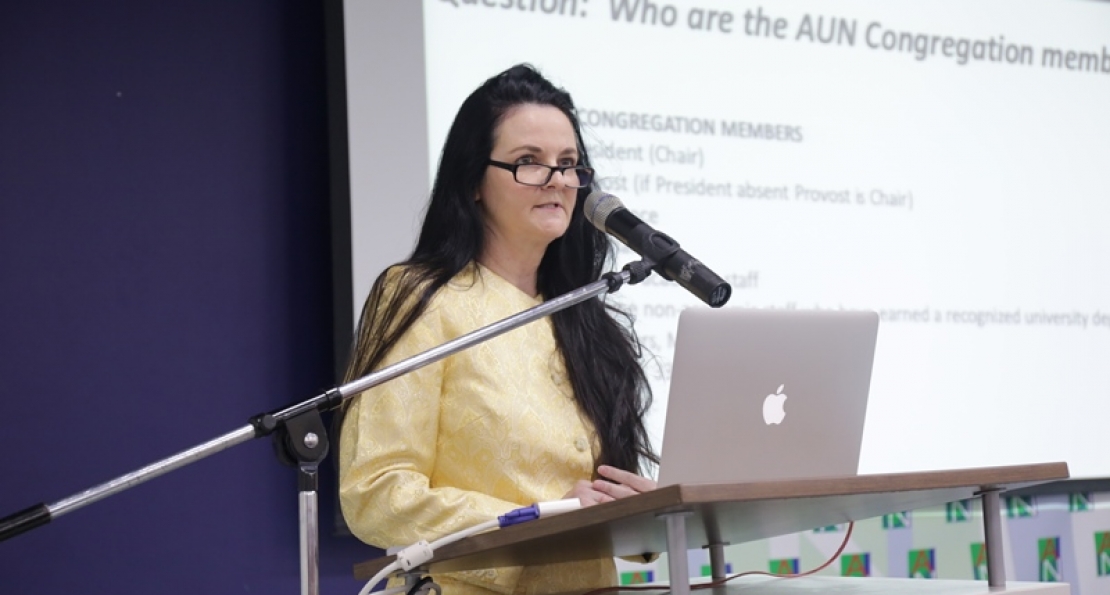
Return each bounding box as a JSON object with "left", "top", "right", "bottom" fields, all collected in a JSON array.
[{"left": 478, "top": 103, "right": 579, "bottom": 256}]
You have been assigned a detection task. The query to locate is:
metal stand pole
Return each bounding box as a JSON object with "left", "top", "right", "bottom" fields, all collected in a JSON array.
[
  {"left": 272, "top": 408, "right": 329, "bottom": 595},
  {"left": 299, "top": 465, "right": 320, "bottom": 595},
  {"left": 979, "top": 488, "right": 1006, "bottom": 589},
  {"left": 659, "top": 511, "right": 693, "bottom": 595},
  {"left": 705, "top": 542, "right": 727, "bottom": 581}
]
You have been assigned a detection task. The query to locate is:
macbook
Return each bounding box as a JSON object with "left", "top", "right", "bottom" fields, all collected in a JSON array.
[{"left": 656, "top": 308, "right": 879, "bottom": 486}]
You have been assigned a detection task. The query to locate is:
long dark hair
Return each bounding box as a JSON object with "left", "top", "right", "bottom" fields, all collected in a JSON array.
[{"left": 341, "top": 64, "right": 657, "bottom": 474}]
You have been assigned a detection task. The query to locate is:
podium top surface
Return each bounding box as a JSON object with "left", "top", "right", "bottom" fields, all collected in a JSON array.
[{"left": 353, "top": 462, "right": 1069, "bottom": 580}]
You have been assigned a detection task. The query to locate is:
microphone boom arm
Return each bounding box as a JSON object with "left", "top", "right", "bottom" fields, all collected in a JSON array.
[{"left": 0, "top": 261, "right": 653, "bottom": 594}]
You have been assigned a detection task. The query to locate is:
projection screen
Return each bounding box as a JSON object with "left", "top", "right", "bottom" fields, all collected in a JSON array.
[{"left": 332, "top": 0, "right": 1110, "bottom": 479}]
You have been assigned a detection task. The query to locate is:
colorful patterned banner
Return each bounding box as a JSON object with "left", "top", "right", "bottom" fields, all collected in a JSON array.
[
  {"left": 1038, "top": 536, "right": 1062, "bottom": 582},
  {"left": 841, "top": 553, "right": 871, "bottom": 577},
  {"left": 909, "top": 548, "right": 936, "bottom": 578},
  {"left": 883, "top": 511, "right": 911, "bottom": 529},
  {"left": 1096, "top": 531, "right": 1110, "bottom": 577},
  {"left": 617, "top": 490, "right": 1109, "bottom": 593},
  {"left": 769, "top": 558, "right": 799, "bottom": 575},
  {"left": 970, "top": 542, "right": 988, "bottom": 580},
  {"left": 946, "top": 499, "right": 973, "bottom": 523},
  {"left": 1007, "top": 495, "right": 1037, "bottom": 518}
]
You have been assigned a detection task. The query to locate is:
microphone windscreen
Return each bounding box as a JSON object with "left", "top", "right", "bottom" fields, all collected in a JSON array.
[{"left": 583, "top": 191, "right": 623, "bottom": 231}]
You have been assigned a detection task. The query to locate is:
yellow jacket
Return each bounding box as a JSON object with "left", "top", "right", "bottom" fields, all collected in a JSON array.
[{"left": 339, "top": 263, "right": 615, "bottom": 594}]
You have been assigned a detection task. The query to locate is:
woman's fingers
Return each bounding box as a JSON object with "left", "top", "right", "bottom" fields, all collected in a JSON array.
[
  {"left": 592, "top": 479, "right": 639, "bottom": 499},
  {"left": 564, "top": 479, "right": 615, "bottom": 507},
  {"left": 597, "top": 465, "right": 658, "bottom": 493},
  {"left": 566, "top": 467, "right": 659, "bottom": 508},
  {"left": 590, "top": 465, "right": 658, "bottom": 501}
]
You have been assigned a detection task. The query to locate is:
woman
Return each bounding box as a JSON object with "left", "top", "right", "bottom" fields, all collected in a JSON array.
[{"left": 338, "top": 64, "right": 657, "bottom": 594}]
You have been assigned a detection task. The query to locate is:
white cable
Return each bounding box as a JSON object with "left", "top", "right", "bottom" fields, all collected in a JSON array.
[
  {"left": 428, "top": 518, "right": 499, "bottom": 550},
  {"left": 357, "top": 560, "right": 400, "bottom": 595},
  {"left": 357, "top": 519, "right": 498, "bottom": 595},
  {"left": 355, "top": 500, "right": 580, "bottom": 595},
  {"left": 536, "top": 498, "right": 580, "bottom": 517}
]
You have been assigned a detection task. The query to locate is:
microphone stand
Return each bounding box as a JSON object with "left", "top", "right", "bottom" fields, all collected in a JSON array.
[{"left": 0, "top": 259, "right": 655, "bottom": 595}]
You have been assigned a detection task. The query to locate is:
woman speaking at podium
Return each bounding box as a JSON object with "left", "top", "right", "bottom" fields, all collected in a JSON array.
[{"left": 338, "top": 64, "right": 658, "bottom": 594}]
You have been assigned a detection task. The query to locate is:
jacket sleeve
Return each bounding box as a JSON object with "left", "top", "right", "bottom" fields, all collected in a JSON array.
[{"left": 338, "top": 290, "right": 518, "bottom": 549}]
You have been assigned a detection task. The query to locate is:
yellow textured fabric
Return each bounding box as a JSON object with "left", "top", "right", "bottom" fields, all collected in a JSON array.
[{"left": 339, "top": 263, "right": 615, "bottom": 595}]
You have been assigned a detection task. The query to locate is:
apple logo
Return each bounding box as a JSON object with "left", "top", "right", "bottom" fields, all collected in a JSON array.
[{"left": 763, "top": 384, "right": 788, "bottom": 425}]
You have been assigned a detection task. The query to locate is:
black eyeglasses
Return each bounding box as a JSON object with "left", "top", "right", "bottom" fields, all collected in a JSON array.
[{"left": 487, "top": 160, "right": 594, "bottom": 188}]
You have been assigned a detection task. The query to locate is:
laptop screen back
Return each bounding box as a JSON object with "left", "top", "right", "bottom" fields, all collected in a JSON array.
[{"left": 657, "top": 309, "right": 879, "bottom": 487}]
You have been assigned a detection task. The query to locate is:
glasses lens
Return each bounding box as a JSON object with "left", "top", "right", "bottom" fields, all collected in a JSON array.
[
  {"left": 512, "top": 164, "right": 594, "bottom": 187},
  {"left": 567, "top": 166, "right": 593, "bottom": 188},
  {"left": 514, "top": 164, "right": 550, "bottom": 186}
]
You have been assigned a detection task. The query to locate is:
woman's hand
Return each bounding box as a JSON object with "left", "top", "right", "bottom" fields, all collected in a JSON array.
[
  {"left": 593, "top": 465, "right": 657, "bottom": 500},
  {"left": 564, "top": 465, "right": 657, "bottom": 508},
  {"left": 563, "top": 479, "right": 615, "bottom": 507}
]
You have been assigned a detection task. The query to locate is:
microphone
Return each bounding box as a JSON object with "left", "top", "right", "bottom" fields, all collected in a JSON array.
[{"left": 584, "top": 191, "right": 731, "bottom": 307}]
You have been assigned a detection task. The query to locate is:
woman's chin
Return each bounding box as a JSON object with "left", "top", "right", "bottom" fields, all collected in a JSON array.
[{"left": 531, "top": 214, "right": 571, "bottom": 240}]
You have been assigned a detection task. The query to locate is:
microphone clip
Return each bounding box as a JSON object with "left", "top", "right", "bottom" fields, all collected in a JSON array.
[
  {"left": 602, "top": 257, "right": 656, "bottom": 294},
  {"left": 623, "top": 257, "right": 656, "bottom": 285}
]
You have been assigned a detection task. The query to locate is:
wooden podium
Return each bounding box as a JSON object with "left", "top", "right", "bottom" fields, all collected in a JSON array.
[{"left": 354, "top": 462, "right": 1069, "bottom": 594}]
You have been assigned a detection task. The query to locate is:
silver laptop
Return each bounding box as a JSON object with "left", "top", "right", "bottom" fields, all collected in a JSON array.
[{"left": 656, "top": 308, "right": 879, "bottom": 487}]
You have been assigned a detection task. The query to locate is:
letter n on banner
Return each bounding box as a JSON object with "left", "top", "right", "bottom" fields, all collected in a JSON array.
[
  {"left": 947, "top": 499, "right": 973, "bottom": 522},
  {"left": 1007, "top": 495, "right": 1036, "bottom": 518},
  {"left": 1069, "top": 492, "right": 1092, "bottom": 512}
]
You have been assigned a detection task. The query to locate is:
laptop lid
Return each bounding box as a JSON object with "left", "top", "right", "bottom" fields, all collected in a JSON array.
[{"left": 656, "top": 308, "right": 879, "bottom": 487}]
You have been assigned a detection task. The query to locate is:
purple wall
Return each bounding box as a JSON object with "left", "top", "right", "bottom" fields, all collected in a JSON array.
[{"left": 0, "top": 2, "right": 374, "bottom": 592}]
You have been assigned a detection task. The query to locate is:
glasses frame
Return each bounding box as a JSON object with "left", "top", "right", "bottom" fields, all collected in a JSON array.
[{"left": 487, "top": 160, "right": 594, "bottom": 188}]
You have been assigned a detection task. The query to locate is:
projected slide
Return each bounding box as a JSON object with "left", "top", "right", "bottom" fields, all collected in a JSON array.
[{"left": 340, "top": 0, "right": 1110, "bottom": 478}]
